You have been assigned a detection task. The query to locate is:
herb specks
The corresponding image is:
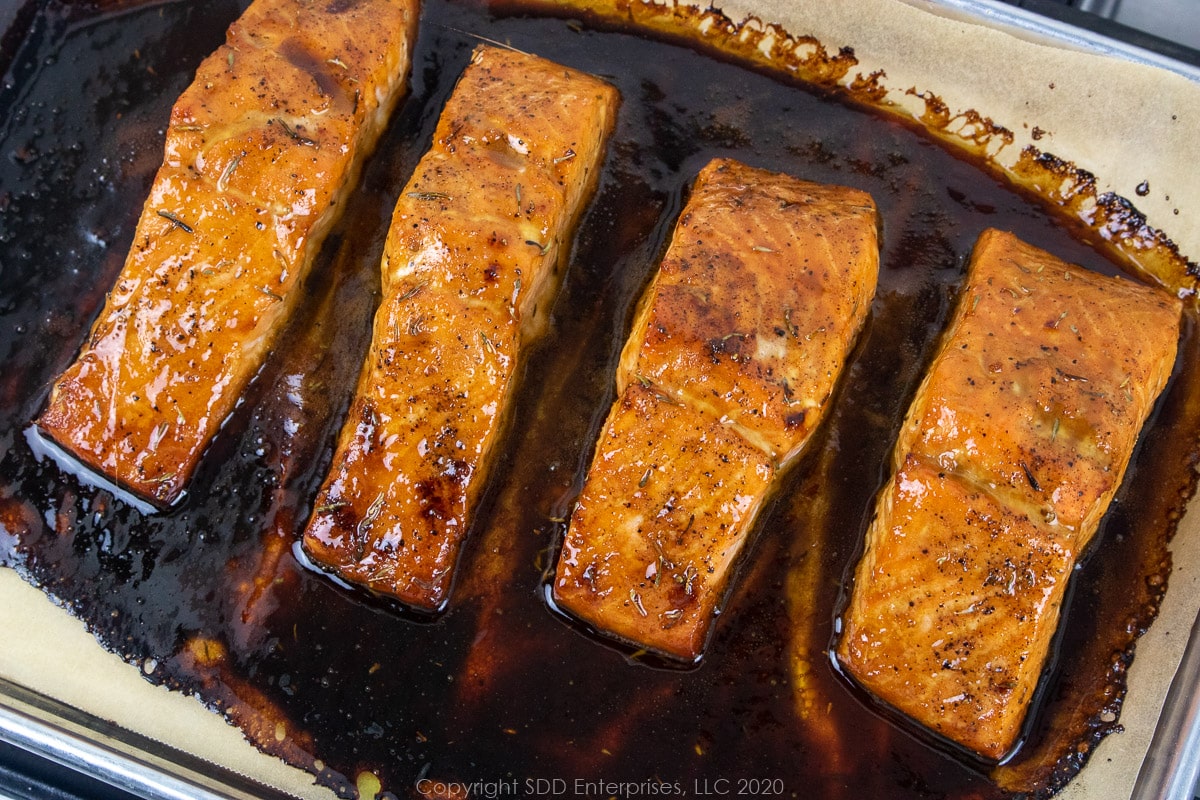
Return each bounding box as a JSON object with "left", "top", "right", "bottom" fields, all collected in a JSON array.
[
  {"left": 217, "top": 154, "right": 243, "bottom": 193},
  {"left": 1020, "top": 461, "right": 1041, "bottom": 492},
  {"left": 399, "top": 282, "right": 426, "bottom": 302},
  {"left": 273, "top": 117, "right": 318, "bottom": 147},
  {"left": 480, "top": 331, "right": 498, "bottom": 356},
  {"left": 629, "top": 590, "right": 648, "bottom": 617},
  {"left": 157, "top": 210, "right": 194, "bottom": 234}
]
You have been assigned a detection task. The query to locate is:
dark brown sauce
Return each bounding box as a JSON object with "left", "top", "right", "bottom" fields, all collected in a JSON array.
[{"left": 0, "top": 1, "right": 1197, "bottom": 798}]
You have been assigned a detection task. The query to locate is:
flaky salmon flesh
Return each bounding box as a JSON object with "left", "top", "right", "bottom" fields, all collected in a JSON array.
[
  {"left": 837, "top": 229, "right": 1182, "bottom": 761},
  {"left": 554, "top": 158, "right": 880, "bottom": 661},
  {"left": 38, "top": 0, "right": 419, "bottom": 505},
  {"left": 301, "top": 46, "right": 620, "bottom": 612}
]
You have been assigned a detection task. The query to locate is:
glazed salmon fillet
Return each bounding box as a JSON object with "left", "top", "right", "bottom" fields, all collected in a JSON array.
[
  {"left": 37, "top": 0, "right": 419, "bottom": 505},
  {"left": 554, "top": 159, "right": 879, "bottom": 661},
  {"left": 301, "top": 46, "right": 619, "bottom": 612},
  {"left": 837, "top": 229, "right": 1182, "bottom": 760}
]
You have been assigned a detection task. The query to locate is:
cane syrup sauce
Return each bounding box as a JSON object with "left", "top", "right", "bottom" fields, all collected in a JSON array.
[{"left": 0, "top": 1, "right": 1198, "bottom": 798}]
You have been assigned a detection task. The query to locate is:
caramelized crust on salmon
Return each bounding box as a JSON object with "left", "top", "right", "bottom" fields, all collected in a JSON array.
[
  {"left": 837, "top": 229, "right": 1182, "bottom": 760},
  {"left": 554, "top": 159, "right": 879, "bottom": 660},
  {"left": 302, "top": 46, "right": 619, "bottom": 612},
  {"left": 37, "top": 0, "right": 418, "bottom": 505}
]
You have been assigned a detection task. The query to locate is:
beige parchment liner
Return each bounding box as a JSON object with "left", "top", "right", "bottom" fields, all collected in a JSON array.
[{"left": 1, "top": 0, "right": 1198, "bottom": 798}]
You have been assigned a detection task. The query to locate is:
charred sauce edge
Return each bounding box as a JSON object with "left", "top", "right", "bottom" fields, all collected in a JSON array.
[{"left": 515, "top": 0, "right": 1199, "bottom": 299}]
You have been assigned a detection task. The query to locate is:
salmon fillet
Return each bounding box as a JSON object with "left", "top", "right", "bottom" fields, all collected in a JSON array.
[
  {"left": 554, "top": 158, "right": 879, "bottom": 661},
  {"left": 301, "top": 46, "right": 620, "bottom": 612},
  {"left": 37, "top": 0, "right": 419, "bottom": 505},
  {"left": 837, "top": 229, "right": 1182, "bottom": 760}
]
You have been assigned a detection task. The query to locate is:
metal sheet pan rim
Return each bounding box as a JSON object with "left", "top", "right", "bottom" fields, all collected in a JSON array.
[
  {"left": 908, "top": 0, "right": 1200, "bottom": 83},
  {"left": 1131, "top": 605, "right": 1200, "bottom": 800},
  {"left": 0, "top": 670, "right": 290, "bottom": 800}
]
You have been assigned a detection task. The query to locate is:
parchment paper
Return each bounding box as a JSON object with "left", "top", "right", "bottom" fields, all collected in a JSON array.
[{"left": 1, "top": 1, "right": 1197, "bottom": 798}]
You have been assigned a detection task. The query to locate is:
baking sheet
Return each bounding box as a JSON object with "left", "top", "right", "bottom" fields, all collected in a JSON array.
[{"left": 1, "top": 0, "right": 1198, "bottom": 798}]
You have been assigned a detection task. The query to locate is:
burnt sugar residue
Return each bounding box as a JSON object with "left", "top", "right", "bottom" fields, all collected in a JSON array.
[{"left": 0, "top": 1, "right": 1197, "bottom": 799}]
